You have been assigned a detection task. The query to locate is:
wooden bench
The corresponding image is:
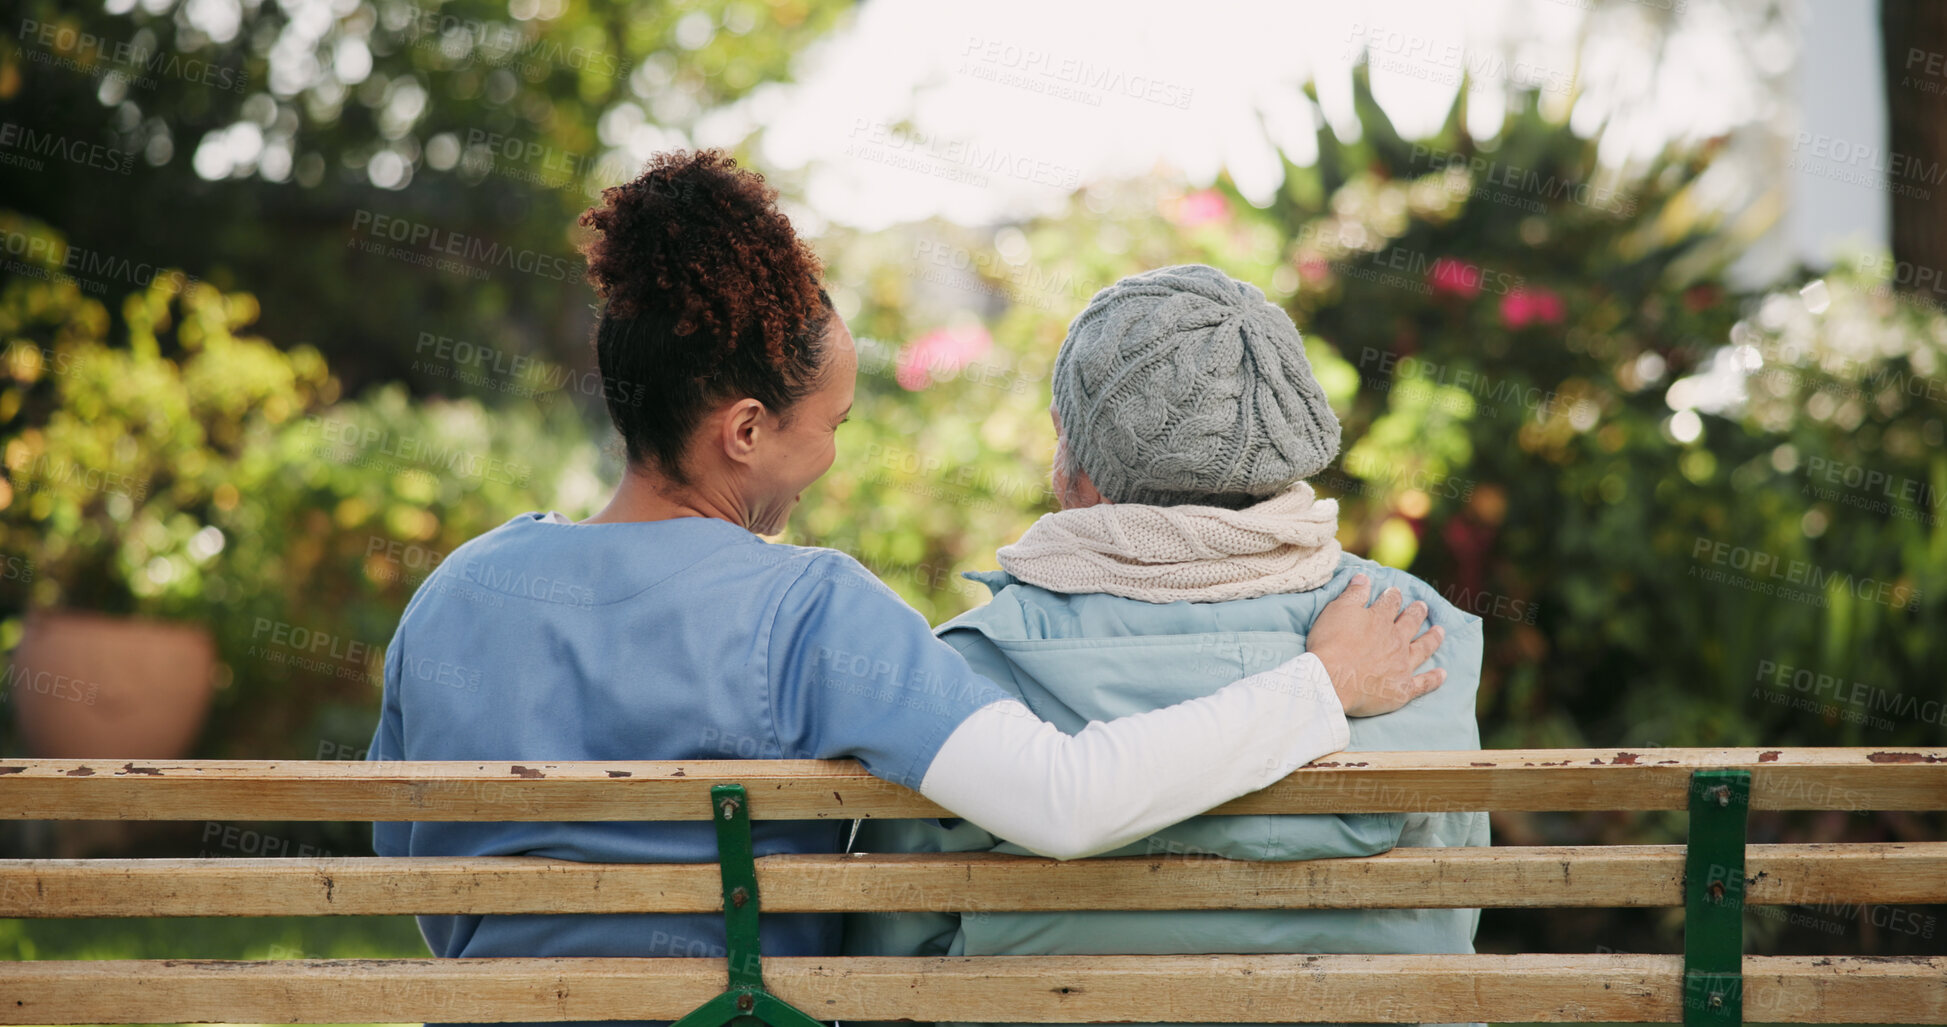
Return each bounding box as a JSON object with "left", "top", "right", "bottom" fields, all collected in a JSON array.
[{"left": 1, "top": 748, "right": 1943, "bottom": 1024}]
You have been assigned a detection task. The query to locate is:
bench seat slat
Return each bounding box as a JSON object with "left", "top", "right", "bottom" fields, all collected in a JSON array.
[
  {"left": 6, "top": 843, "right": 1945, "bottom": 917},
  {"left": 3, "top": 748, "right": 1942, "bottom": 819},
  {"left": 1, "top": 954, "right": 1940, "bottom": 1024}
]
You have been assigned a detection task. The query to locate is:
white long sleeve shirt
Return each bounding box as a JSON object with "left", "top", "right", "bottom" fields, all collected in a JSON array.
[{"left": 918, "top": 653, "right": 1348, "bottom": 859}]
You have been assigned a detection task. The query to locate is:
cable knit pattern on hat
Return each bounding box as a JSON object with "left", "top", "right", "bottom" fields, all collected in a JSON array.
[
  {"left": 995, "top": 482, "right": 1343, "bottom": 603},
  {"left": 1051, "top": 263, "right": 1341, "bottom": 506}
]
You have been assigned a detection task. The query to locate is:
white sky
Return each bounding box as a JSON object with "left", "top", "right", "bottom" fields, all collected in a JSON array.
[{"left": 719, "top": 0, "right": 1787, "bottom": 233}]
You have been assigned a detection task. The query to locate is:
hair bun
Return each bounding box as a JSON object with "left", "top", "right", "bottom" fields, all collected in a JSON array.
[{"left": 577, "top": 149, "right": 825, "bottom": 367}]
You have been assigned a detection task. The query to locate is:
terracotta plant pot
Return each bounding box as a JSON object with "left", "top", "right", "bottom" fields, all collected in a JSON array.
[{"left": 8, "top": 609, "right": 216, "bottom": 758}]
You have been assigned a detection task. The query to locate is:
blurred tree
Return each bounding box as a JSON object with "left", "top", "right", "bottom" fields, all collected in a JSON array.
[
  {"left": 802, "top": 72, "right": 1942, "bottom": 770},
  {"left": 0, "top": 0, "right": 848, "bottom": 390},
  {"left": 1881, "top": 0, "right": 1947, "bottom": 289}
]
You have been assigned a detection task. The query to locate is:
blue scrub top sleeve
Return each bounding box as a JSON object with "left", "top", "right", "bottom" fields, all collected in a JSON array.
[{"left": 765, "top": 553, "right": 1011, "bottom": 792}]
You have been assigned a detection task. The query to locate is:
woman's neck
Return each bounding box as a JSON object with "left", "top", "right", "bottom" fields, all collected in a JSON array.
[{"left": 581, "top": 466, "right": 747, "bottom": 527}]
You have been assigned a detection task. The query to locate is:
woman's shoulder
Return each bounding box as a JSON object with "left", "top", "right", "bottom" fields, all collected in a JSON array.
[
  {"left": 754, "top": 543, "right": 904, "bottom": 602},
  {"left": 1328, "top": 553, "right": 1484, "bottom": 636}
]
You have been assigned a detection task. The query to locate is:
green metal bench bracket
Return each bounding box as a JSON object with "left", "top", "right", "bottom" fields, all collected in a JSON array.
[
  {"left": 670, "top": 784, "right": 828, "bottom": 1027},
  {"left": 1682, "top": 769, "right": 1751, "bottom": 1027}
]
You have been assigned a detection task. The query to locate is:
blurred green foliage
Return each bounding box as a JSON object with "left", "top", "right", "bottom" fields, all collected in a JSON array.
[
  {"left": 796, "top": 81, "right": 1944, "bottom": 773},
  {"left": 0, "top": 214, "right": 335, "bottom": 620},
  {"left": 7, "top": 73, "right": 1934, "bottom": 770},
  {"left": 0, "top": 218, "right": 607, "bottom": 756},
  {"left": 0, "top": 0, "right": 850, "bottom": 388}
]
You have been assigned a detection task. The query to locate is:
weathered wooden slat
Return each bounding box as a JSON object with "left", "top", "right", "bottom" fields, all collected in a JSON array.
[
  {"left": 2, "top": 748, "right": 1941, "bottom": 820},
  {"left": 5, "top": 843, "right": 1943, "bottom": 918},
  {"left": 1, "top": 954, "right": 1940, "bottom": 1024}
]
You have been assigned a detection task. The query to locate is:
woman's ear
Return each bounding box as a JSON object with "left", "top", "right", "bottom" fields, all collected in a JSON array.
[
  {"left": 1051, "top": 430, "right": 1107, "bottom": 510},
  {"left": 718, "top": 397, "right": 769, "bottom": 466}
]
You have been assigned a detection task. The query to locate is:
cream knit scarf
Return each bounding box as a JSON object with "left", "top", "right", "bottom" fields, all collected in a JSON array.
[{"left": 995, "top": 482, "right": 1343, "bottom": 603}]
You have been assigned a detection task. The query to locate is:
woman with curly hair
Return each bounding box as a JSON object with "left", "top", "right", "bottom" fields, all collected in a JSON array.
[{"left": 366, "top": 149, "right": 1446, "bottom": 1024}]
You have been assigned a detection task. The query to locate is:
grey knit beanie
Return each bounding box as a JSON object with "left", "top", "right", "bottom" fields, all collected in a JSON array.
[{"left": 1051, "top": 264, "right": 1341, "bottom": 507}]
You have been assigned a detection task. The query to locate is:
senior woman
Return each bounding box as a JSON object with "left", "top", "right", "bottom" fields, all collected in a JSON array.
[{"left": 367, "top": 149, "right": 1447, "bottom": 1026}]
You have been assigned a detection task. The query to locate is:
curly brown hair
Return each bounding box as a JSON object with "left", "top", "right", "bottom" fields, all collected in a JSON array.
[{"left": 577, "top": 149, "right": 833, "bottom": 481}]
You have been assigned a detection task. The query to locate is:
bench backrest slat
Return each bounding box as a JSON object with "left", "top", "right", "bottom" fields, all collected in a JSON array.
[
  {"left": 4, "top": 748, "right": 1941, "bottom": 819},
  {"left": 4, "top": 842, "right": 1944, "bottom": 918},
  {"left": 3, "top": 954, "right": 1943, "bottom": 1026}
]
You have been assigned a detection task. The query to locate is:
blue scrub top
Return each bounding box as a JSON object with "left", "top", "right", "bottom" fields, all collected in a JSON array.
[{"left": 367, "top": 511, "right": 1009, "bottom": 1026}]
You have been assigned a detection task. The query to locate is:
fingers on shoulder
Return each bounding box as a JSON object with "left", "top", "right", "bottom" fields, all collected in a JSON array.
[{"left": 1331, "top": 573, "right": 1372, "bottom": 607}]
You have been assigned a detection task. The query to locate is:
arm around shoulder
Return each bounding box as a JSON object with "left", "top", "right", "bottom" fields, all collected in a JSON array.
[{"left": 919, "top": 652, "right": 1350, "bottom": 860}]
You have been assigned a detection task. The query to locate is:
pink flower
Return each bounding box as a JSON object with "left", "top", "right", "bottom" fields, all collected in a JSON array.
[
  {"left": 1170, "top": 189, "right": 1230, "bottom": 228},
  {"left": 896, "top": 324, "right": 993, "bottom": 391},
  {"left": 1428, "top": 257, "right": 1483, "bottom": 299},
  {"left": 1499, "top": 287, "right": 1566, "bottom": 329}
]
